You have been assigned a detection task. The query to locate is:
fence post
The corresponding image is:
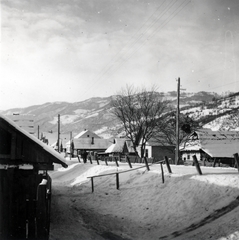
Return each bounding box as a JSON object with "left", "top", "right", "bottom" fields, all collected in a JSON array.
[
  {"left": 126, "top": 155, "right": 132, "bottom": 168},
  {"left": 104, "top": 157, "right": 108, "bottom": 166},
  {"left": 233, "top": 153, "right": 239, "bottom": 173},
  {"left": 164, "top": 156, "right": 172, "bottom": 173},
  {"left": 115, "top": 156, "right": 119, "bottom": 167},
  {"left": 96, "top": 156, "right": 99, "bottom": 165},
  {"left": 192, "top": 155, "right": 202, "bottom": 175},
  {"left": 213, "top": 158, "right": 217, "bottom": 167},
  {"left": 160, "top": 162, "right": 165, "bottom": 183},
  {"left": 91, "top": 177, "right": 94, "bottom": 193},
  {"left": 144, "top": 157, "right": 150, "bottom": 171},
  {"left": 116, "top": 173, "right": 119, "bottom": 190}
]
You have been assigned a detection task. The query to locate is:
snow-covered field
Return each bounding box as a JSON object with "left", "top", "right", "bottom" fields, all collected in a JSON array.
[{"left": 49, "top": 158, "right": 239, "bottom": 240}]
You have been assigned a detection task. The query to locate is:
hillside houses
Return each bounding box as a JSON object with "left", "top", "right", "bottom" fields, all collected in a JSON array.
[{"left": 180, "top": 129, "right": 239, "bottom": 166}]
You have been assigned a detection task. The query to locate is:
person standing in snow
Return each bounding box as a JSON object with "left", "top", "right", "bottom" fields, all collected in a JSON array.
[{"left": 82, "top": 150, "right": 88, "bottom": 163}]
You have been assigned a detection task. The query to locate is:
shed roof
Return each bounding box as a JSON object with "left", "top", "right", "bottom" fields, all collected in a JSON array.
[
  {"left": 0, "top": 114, "right": 68, "bottom": 168},
  {"left": 180, "top": 129, "right": 239, "bottom": 158}
]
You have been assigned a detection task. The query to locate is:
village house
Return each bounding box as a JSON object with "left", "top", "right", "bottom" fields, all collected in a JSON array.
[
  {"left": 105, "top": 136, "right": 175, "bottom": 163},
  {"left": 180, "top": 129, "right": 239, "bottom": 166},
  {"left": 66, "top": 129, "right": 111, "bottom": 157},
  {"left": 144, "top": 137, "right": 175, "bottom": 161}
]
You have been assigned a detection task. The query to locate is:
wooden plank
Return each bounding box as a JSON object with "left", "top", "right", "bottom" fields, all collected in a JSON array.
[
  {"left": 10, "top": 132, "right": 17, "bottom": 160},
  {"left": 36, "top": 184, "right": 48, "bottom": 239}
]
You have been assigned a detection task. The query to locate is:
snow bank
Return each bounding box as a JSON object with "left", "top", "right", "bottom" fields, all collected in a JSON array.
[{"left": 49, "top": 159, "right": 239, "bottom": 240}]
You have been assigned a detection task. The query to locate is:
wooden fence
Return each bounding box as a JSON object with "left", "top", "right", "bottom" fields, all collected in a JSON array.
[{"left": 87, "top": 156, "right": 172, "bottom": 193}]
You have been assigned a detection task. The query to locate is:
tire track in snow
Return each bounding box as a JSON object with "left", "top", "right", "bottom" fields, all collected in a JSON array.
[{"left": 159, "top": 196, "right": 239, "bottom": 239}]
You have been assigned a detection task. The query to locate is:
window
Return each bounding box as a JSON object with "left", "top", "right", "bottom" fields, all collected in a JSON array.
[{"left": 187, "top": 154, "right": 190, "bottom": 160}]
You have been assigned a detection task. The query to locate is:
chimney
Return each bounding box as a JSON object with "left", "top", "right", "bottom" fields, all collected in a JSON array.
[{"left": 91, "top": 137, "right": 94, "bottom": 144}]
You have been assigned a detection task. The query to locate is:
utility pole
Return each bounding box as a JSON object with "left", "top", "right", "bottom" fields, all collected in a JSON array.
[
  {"left": 38, "top": 125, "right": 40, "bottom": 139},
  {"left": 175, "top": 78, "right": 180, "bottom": 165},
  {"left": 58, "top": 114, "right": 61, "bottom": 153},
  {"left": 70, "top": 131, "right": 72, "bottom": 160}
]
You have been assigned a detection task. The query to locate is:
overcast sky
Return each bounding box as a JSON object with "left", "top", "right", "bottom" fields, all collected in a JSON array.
[{"left": 1, "top": 0, "right": 239, "bottom": 110}]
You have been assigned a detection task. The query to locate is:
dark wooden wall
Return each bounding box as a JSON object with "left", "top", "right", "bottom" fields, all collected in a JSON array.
[
  {"left": 0, "top": 169, "right": 51, "bottom": 240},
  {"left": 152, "top": 146, "right": 175, "bottom": 161}
]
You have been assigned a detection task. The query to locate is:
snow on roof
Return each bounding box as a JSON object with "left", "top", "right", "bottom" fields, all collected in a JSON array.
[
  {"left": 74, "top": 129, "right": 88, "bottom": 138},
  {"left": 68, "top": 138, "right": 111, "bottom": 150},
  {"left": 105, "top": 138, "right": 126, "bottom": 153},
  {"left": 74, "top": 129, "right": 101, "bottom": 139},
  {"left": 201, "top": 141, "right": 239, "bottom": 158},
  {"left": 181, "top": 129, "right": 239, "bottom": 158},
  {"left": 0, "top": 114, "right": 68, "bottom": 168}
]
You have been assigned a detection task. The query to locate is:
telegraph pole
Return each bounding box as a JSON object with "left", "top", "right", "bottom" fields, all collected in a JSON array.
[
  {"left": 58, "top": 114, "right": 61, "bottom": 153},
  {"left": 175, "top": 78, "right": 180, "bottom": 165},
  {"left": 70, "top": 131, "right": 72, "bottom": 160},
  {"left": 38, "top": 125, "right": 40, "bottom": 139}
]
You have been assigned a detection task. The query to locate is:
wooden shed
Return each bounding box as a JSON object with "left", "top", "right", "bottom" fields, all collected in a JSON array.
[{"left": 0, "top": 114, "right": 68, "bottom": 239}]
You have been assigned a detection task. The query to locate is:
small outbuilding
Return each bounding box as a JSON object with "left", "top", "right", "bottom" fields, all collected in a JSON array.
[{"left": 0, "top": 114, "right": 68, "bottom": 239}]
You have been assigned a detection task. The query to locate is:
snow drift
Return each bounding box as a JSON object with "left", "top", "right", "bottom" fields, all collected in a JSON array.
[{"left": 49, "top": 159, "right": 239, "bottom": 240}]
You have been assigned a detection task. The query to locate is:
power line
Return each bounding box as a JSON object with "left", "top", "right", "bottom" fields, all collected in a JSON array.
[
  {"left": 109, "top": 0, "right": 190, "bottom": 78},
  {"left": 81, "top": 0, "right": 191, "bottom": 98},
  {"left": 80, "top": 0, "right": 171, "bottom": 97}
]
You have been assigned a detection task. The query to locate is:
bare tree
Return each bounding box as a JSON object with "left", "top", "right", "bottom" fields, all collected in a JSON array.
[
  {"left": 155, "top": 111, "right": 200, "bottom": 152},
  {"left": 111, "top": 85, "right": 168, "bottom": 157}
]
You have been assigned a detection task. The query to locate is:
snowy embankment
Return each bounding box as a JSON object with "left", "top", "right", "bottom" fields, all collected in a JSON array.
[{"left": 49, "top": 158, "right": 239, "bottom": 240}]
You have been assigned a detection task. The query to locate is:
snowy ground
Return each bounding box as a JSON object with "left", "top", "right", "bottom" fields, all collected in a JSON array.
[{"left": 49, "top": 158, "right": 239, "bottom": 240}]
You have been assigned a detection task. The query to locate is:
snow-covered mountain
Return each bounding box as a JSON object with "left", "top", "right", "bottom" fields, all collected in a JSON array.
[{"left": 2, "top": 91, "right": 238, "bottom": 138}]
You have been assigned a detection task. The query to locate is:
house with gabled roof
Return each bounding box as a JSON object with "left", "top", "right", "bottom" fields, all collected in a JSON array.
[
  {"left": 180, "top": 129, "right": 239, "bottom": 166},
  {"left": 66, "top": 130, "right": 111, "bottom": 155},
  {"left": 105, "top": 136, "right": 175, "bottom": 162},
  {"left": 0, "top": 114, "right": 67, "bottom": 239},
  {"left": 105, "top": 138, "right": 126, "bottom": 154},
  {"left": 74, "top": 129, "right": 101, "bottom": 139}
]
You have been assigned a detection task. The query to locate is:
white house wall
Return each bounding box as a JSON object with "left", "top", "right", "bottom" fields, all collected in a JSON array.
[
  {"left": 182, "top": 152, "right": 201, "bottom": 161},
  {"left": 145, "top": 145, "right": 152, "bottom": 158}
]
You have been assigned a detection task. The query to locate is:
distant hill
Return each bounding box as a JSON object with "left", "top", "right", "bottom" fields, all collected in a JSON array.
[{"left": 2, "top": 91, "right": 238, "bottom": 139}]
